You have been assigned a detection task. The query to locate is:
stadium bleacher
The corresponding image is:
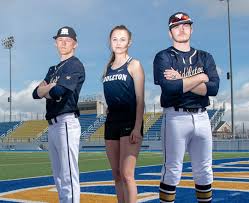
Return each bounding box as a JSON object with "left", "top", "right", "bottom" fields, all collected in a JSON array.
[
  {"left": 87, "top": 113, "right": 160, "bottom": 141},
  {"left": 82, "top": 110, "right": 221, "bottom": 142},
  {"left": 79, "top": 114, "right": 98, "bottom": 132},
  {"left": 0, "top": 121, "right": 21, "bottom": 137},
  {"left": 6, "top": 120, "right": 48, "bottom": 141},
  {"left": 144, "top": 113, "right": 163, "bottom": 140},
  {"left": 38, "top": 114, "right": 103, "bottom": 142},
  {"left": 143, "top": 109, "right": 220, "bottom": 141},
  {"left": 207, "top": 109, "right": 216, "bottom": 119},
  {"left": 88, "top": 122, "right": 105, "bottom": 141},
  {"left": 1, "top": 108, "right": 224, "bottom": 147},
  {"left": 143, "top": 112, "right": 159, "bottom": 132}
]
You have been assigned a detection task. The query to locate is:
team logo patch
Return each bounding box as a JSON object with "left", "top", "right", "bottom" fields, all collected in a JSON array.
[
  {"left": 60, "top": 28, "right": 69, "bottom": 35},
  {"left": 175, "top": 13, "right": 184, "bottom": 19}
]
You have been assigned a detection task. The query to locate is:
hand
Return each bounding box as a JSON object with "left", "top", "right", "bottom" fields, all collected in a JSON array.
[
  {"left": 49, "top": 82, "right": 56, "bottom": 88},
  {"left": 37, "top": 81, "right": 49, "bottom": 98},
  {"left": 164, "top": 68, "right": 182, "bottom": 80},
  {"left": 199, "top": 73, "right": 209, "bottom": 83},
  {"left": 39, "top": 80, "right": 47, "bottom": 87},
  {"left": 129, "top": 128, "right": 142, "bottom": 144}
]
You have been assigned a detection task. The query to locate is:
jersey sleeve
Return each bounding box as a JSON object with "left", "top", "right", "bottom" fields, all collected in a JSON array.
[
  {"left": 57, "top": 61, "right": 85, "bottom": 92},
  {"left": 44, "top": 66, "right": 55, "bottom": 83},
  {"left": 204, "top": 54, "right": 220, "bottom": 96},
  {"left": 32, "top": 86, "right": 41, "bottom": 99},
  {"left": 32, "top": 66, "right": 54, "bottom": 100},
  {"left": 153, "top": 51, "right": 183, "bottom": 96},
  {"left": 49, "top": 85, "right": 68, "bottom": 100}
]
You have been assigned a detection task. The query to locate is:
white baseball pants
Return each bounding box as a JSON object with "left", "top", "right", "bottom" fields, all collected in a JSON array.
[
  {"left": 48, "top": 113, "right": 81, "bottom": 203},
  {"left": 161, "top": 107, "right": 213, "bottom": 186}
]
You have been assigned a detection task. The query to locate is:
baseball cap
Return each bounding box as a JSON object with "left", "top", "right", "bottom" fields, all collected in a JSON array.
[
  {"left": 168, "top": 12, "right": 193, "bottom": 30},
  {"left": 53, "top": 26, "right": 77, "bottom": 41}
]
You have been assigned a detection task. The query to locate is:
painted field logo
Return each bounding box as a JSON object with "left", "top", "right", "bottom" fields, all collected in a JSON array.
[{"left": 0, "top": 158, "right": 248, "bottom": 202}]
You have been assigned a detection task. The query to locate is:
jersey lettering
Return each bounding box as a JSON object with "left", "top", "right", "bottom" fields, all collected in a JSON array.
[
  {"left": 103, "top": 74, "right": 127, "bottom": 82},
  {"left": 178, "top": 66, "right": 204, "bottom": 78},
  {"left": 50, "top": 75, "right": 60, "bottom": 83}
]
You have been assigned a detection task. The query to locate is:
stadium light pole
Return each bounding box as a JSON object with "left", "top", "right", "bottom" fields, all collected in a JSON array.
[
  {"left": 1, "top": 36, "right": 15, "bottom": 122},
  {"left": 219, "top": 0, "right": 234, "bottom": 138}
]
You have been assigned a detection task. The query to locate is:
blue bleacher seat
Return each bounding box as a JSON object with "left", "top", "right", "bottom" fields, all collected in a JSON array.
[
  {"left": 207, "top": 110, "right": 216, "bottom": 119},
  {"left": 0, "top": 121, "right": 21, "bottom": 137},
  {"left": 79, "top": 114, "right": 98, "bottom": 132},
  {"left": 145, "top": 114, "right": 163, "bottom": 140},
  {"left": 38, "top": 114, "right": 100, "bottom": 142},
  {"left": 144, "top": 109, "right": 218, "bottom": 141}
]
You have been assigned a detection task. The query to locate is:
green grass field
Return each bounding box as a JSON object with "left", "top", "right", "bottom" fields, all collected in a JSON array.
[{"left": 0, "top": 151, "right": 248, "bottom": 180}]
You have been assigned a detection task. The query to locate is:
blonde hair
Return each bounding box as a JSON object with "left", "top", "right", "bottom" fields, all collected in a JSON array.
[{"left": 102, "top": 25, "right": 132, "bottom": 79}]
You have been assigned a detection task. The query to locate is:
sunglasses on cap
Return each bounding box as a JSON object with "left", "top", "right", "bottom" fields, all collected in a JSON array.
[
  {"left": 168, "top": 13, "right": 193, "bottom": 29},
  {"left": 170, "top": 15, "right": 190, "bottom": 24}
]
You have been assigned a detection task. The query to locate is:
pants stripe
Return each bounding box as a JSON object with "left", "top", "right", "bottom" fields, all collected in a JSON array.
[
  {"left": 65, "top": 122, "right": 74, "bottom": 203},
  {"left": 162, "top": 113, "right": 167, "bottom": 182}
]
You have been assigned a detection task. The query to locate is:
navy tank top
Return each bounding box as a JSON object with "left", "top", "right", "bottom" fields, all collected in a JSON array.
[{"left": 103, "top": 57, "right": 136, "bottom": 113}]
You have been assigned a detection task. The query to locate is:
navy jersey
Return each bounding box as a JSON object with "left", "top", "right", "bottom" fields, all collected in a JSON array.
[
  {"left": 44, "top": 56, "right": 85, "bottom": 120},
  {"left": 103, "top": 57, "right": 136, "bottom": 113},
  {"left": 153, "top": 47, "right": 220, "bottom": 108}
]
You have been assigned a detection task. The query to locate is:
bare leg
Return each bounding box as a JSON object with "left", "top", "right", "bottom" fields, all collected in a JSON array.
[
  {"left": 120, "top": 136, "right": 142, "bottom": 203},
  {"left": 105, "top": 140, "right": 124, "bottom": 203}
]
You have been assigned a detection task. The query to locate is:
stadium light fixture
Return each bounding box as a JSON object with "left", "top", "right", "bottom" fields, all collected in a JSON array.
[
  {"left": 219, "top": 0, "right": 234, "bottom": 138},
  {"left": 1, "top": 36, "right": 15, "bottom": 122}
]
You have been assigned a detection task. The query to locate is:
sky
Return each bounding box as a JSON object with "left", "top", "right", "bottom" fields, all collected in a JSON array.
[{"left": 0, "top": 0, "right": 248, "bottom": 128}]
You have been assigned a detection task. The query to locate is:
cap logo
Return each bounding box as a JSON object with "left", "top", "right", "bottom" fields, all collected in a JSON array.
[
  {"left": 60, "top": 28, "right": 69, "bottom": 35},
  {"left": 175, "top": 13, "right": 183, "bottom": 19}
]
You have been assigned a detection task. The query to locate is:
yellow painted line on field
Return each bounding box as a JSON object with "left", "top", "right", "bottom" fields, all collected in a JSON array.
[
  {"left": 0, "top": 183, "right": 157, "bottom": 203},
  {"left": 1, "top": 179, "right": 249, "bottom": 203},
  {"left": 0, "top": 186, "right": 58, "bottom": 203}
]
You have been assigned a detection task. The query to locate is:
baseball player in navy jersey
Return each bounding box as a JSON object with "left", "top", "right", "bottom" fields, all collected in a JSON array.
[
  {"left": 32, "top": 26, "right": 85, "bottom": 203},
  {"left": 153, "top": 12, "right": 220, "bottom": 203},
  {"left": 103, "top": 25, "right": 144, "bottom": 203}
]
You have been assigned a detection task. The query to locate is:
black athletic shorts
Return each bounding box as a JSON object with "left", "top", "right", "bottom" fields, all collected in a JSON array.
[{"left": 104, "top": 111, "right": 143, "bottom": 140}]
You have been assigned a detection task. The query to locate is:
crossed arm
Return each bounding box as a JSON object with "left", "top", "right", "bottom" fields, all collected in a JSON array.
[
  {"left": 164, "top": 68, "right": 209, "bottom": 96},
  {"left": 154, "top": 51, "right": 219, "bottom": 97},
  {"left": 35, "top": 81, "right": 56, "bottom": 99},
  {"left": 33, "top": 81, "right": 69, "bottom": 100}
]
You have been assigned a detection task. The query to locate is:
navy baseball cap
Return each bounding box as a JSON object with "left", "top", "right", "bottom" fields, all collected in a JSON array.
[
  {"left": 168, "top": 12, "right": 193, "bottom": 30},
  {"left": 53, "top": 26, "right": 77, "bottom": 41}
]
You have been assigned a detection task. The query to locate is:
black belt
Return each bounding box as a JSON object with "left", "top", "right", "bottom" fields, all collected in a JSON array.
[
  {"left": 47, "top": 117, "right": 57, "bottom": 125},
  {"left": 47, "top": 112, "right": 79, "bottom": 125},
  {"left": 174, "top": 107, "right": 206, "bottom": 113}
]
